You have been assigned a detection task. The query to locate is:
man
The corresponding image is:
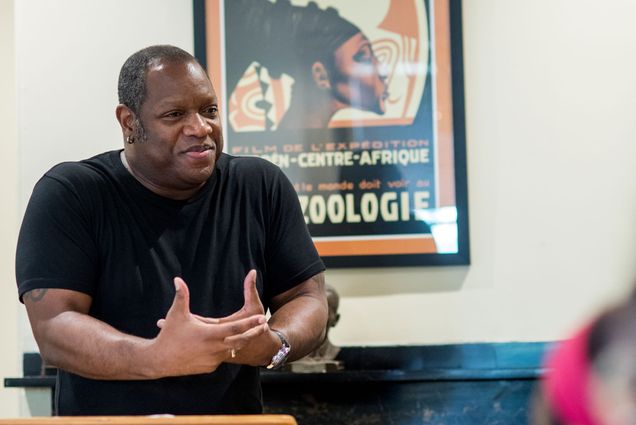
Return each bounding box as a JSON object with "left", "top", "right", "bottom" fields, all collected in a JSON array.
[{"left": 16, "top": 45, "right": 328, "bottom": 415}]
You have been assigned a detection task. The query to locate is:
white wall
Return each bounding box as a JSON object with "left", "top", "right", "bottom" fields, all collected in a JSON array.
[
  {"left": 10, "top": 0, "right": 195, "bottom": 415},
  {"left": 1, "top": 0, "right": 22, "bottom": 416},
  {"left": 330, "top": 0, "right": 636, "bottom": 345},
  {"left": 7, "top": 0, "right": 636, "bottom": 414}
]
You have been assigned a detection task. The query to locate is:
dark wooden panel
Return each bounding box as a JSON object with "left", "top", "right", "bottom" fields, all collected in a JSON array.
[{"left": 263, "top": 379, "right": 537, "bottom": 425}]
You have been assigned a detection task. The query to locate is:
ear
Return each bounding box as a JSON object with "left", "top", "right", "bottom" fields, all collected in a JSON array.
[
  {"left": 115, "top": 104, "right": 136, "bottom": 137},
  {"left": 311, "top": 62, "right": 331, "bottom": 90}
]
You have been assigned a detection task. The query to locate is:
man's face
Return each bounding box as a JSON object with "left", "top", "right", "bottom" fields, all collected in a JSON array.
[
  {"left": 331, "top": 33, "right": 388, "bottom": 115},
  {"left": 128, "top": 59, "right": 223, "bottom": 197}
]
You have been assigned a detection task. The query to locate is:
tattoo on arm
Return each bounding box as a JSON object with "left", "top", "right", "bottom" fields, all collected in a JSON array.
[{"left": 25, "top": 289, "right": 49, "bottom": 303}]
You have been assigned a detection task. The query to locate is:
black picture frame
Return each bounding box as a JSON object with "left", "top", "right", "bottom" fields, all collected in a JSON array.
[{"left": 193, "top": 0, "right": 469, "bottom": 267}]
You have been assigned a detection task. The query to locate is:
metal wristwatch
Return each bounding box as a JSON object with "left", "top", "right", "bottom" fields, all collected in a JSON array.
[{"left": 266, "top": 329, "right": 291, "bottom": 370}]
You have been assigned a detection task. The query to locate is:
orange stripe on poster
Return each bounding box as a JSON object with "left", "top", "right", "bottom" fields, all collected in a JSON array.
[
  {"left": 434, "top": 0, "right": 455, "bottom": 207},
  {"left": 205, "top": 0, "right": 224, "bottom": 111},
  {"left": 315, "top": 237, "right": 437, "bottom": 257},
  {"left": 270, "top": 78, "right": 286, "bottom": 124}
]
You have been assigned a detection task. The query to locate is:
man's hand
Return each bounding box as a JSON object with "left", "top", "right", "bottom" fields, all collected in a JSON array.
[
  {"left": 158, "top": 270, "right": 281, "bottom": 367},
  {"left": 149, "top": 276, "right": 270, "bottom": 377},
  {"left": 157, "top": 270, "right": 328, "bottom": 368}
]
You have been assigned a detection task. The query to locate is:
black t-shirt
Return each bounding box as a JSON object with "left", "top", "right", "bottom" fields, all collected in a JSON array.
[{"left": 16, "top": 150, "right": 325, "bottom": 415}]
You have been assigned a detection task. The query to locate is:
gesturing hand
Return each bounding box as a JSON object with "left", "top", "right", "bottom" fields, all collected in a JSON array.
[
  {"left": 150, "top": 276, "right": 268, "bottom": 378},
  {"left": 160, "top": 270, "right": 280, "bottom": 367}
]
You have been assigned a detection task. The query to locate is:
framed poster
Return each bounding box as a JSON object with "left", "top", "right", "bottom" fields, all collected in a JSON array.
[{"left": 193, "top": 0, "right": 469, "bottom": 267}]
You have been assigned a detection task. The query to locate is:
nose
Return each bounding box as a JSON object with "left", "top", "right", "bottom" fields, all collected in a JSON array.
[{"left": 184, "top": 113, "right": 212, "bottom": 137}]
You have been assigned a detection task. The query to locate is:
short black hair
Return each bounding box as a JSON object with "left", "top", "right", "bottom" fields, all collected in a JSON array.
[{"left": 117, "top": 45, "right": 198, "bottom": 115}]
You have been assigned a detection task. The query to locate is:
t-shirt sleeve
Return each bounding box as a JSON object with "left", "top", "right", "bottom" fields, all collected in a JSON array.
[
  {"left": 263, "top": 166, "right": 325, "bottom": 301},
  {"left": 16, "top": 172, "right": 99, "bottom": 302}
]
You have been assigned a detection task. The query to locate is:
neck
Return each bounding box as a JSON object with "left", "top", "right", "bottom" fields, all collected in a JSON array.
[
  {"left": 119, "top": 150, "right": 201, "bottom": 200},
  {"left": 278, "top": 88, "right": 340, "bottom": 129}
]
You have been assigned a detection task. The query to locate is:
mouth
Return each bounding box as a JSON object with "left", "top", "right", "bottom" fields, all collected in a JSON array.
[{"left": 183, "top": 144, "right": 215, "bottom": 159}]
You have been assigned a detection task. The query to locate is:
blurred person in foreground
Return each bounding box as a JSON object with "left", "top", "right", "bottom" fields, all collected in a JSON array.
[
  {"left": 16, "top": 45, "right": 328, "bottom": 415},
  {"left": 531, "top": 297, "right": 636, "bottom": 425}
]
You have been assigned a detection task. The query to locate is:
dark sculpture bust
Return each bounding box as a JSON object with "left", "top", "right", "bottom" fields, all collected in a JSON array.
[
  {"left": 307, "top": 284, "right": 341, "bottom": 360},
  {"left": 284, "top": 284, "right": 343, "bottom": 372}
]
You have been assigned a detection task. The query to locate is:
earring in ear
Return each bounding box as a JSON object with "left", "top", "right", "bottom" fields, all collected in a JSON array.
[{"left": 126, "top": 135, "right": 135, "bottom": 144}]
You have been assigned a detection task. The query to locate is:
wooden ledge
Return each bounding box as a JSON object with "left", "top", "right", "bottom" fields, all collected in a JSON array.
[{"left": 0, "top": 416, "right": 297, "bottom": 425}]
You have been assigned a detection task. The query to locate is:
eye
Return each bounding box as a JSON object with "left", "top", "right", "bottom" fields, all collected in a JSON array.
[
  {"left": 353, "top": 46, "right": 373, "bottom": 64},
  {"left": 163, "top": 110, "right": 184, "bottom": 119},
  {"left": 202, "top": 105, "right": 218, "bottom": 117}
]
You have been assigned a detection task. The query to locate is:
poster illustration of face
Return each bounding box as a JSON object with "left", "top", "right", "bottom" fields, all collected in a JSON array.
[
  {"left": 197, "top": 0, "right": 469, "bottom": 267},
  {"left": 226, "top": 0, "right": 428, "bottom": 131}
]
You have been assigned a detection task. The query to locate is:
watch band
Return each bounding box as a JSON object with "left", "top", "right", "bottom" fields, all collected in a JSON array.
[{"left": 266, "top": 329, "right": 291, "bottom": 370}]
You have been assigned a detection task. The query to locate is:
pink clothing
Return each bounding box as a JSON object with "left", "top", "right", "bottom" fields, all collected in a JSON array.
[{"left": 543, "top": 323, "right": 599, "bottom": 425}]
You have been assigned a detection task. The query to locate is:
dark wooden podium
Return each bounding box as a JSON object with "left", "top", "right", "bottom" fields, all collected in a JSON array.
[{"left": 0, "top": 416, "right": 297, "bottom": 425}]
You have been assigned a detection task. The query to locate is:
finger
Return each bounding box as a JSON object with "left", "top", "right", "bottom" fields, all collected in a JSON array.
[
  {"left": 192, "top": 313, "right": 220, "bottom": 324},
  {"left": 216, "top": 309, "right": 244, "bottom": 324},
  {"left": 160, "top": 314, "right": 219, "bottom": 328},
  {"left": 210, "top": 314, "right": 267, "bottom": 339},
  {"left": 166, "top": 277, "right": 191, "bottom": 319},
  {"left": 243, "top": 269, "right": 263, "bottom": 312},
  {"left": 223, "top": 323, "right": 269, "bottom": 349},
  {"left": 216, "top": 270, "right": 261, "bottom": 324}
]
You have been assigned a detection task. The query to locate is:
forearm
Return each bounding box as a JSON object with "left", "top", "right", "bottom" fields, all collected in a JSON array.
[
  {"left": 35, "top": 310, "right": 157, "bottom": 380},
  {"left": 26, "top": 283, "right": 268, "bottom": 380},
  {"left": 268, "top": 275, "right": 328, "bottom": 362}
]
